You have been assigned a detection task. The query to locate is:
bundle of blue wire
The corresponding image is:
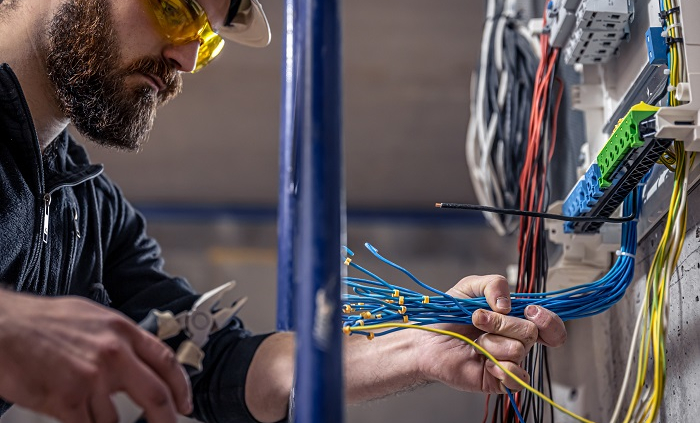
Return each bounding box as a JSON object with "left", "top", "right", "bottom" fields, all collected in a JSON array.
[{"left": 343, "top": 185, "right": 642, "bottom": 337}]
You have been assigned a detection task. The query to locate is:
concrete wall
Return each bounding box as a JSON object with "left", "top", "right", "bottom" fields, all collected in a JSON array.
[{"left": 607, "top": 186, "right": 700, "bottom": 420}]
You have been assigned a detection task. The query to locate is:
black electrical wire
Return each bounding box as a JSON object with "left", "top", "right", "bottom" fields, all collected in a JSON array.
[{"left": 436, "top": 187, "right": 639, "bottom": 223}]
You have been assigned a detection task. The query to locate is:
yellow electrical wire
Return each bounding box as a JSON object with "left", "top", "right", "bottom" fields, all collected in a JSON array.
[
  {"left": 346, "top": 323, "right": 596, "bottom": 423},
  {"left": 658, "top": 154, "right": 676, "bottom": 172},
  {"left": 617, "top": 2, "right": 693, "bottom": 420},
  {"left": 623, "top": 148, "right": 693, "bottom": 423}
]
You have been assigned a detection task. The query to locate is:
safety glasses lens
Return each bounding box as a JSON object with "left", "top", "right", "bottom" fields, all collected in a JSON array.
[
  {"left": 148, "top": 0, "right": 224, "bottom": 72},
  {"left": 149, "top": 0, "right": 206, "bottom": 43},
  {"left": 194, "top": 23, "right": 225, "bottom": 72}
]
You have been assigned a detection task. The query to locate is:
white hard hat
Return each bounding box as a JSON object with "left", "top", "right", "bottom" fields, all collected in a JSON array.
[{"left": 219, "top": 0, "right": 271, "bottom": 47}]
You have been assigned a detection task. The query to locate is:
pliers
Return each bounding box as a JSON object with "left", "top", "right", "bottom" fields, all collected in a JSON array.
[{"left": 139, "top": 281, "right": 248, "bottom": 376}]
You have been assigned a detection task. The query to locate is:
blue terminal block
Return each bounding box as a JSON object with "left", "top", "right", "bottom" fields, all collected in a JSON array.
[
  {"left": 584, "top": 164, "right": 604, "bottom": 200},
  {"left": 562, "top": 163, "right": 606, "bottom": 233},
  {"left": 563, "top": 180, "right": 588, "bottom": 216},
  {"left": 646, "top": 27, "right": 666, "bottom": 66},
  {"left": 563, "top": 180, "right": 589, "bottom": 233}
]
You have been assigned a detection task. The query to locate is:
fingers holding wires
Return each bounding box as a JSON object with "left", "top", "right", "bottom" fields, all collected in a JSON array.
[
  {"left": 470, "top": 305, "right": 566, "bottom": 395},
  {"left": 471, "top": 306, "right": 566, "bottom": 351},
  {"left": 524, "top": 305, "right": 567, "bottom": 347},
  {"left": 472, "top": 309, "right": 539, "bottom": 350},
  {"left": 483, "top": 360, "right": 531, "bottom": 393},
  {"left": 447, "top": 274, "right": 511, "bottom": 314},
  {"left": 474, "top": 333, "right": 527, "bottom": 363}
]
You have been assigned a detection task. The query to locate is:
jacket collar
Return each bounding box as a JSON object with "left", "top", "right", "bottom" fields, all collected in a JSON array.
[{"left": 0, "top": 63, "right": 103, "bottom": 194}]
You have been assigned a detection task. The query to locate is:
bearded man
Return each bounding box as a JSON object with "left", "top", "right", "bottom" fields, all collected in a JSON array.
[{"left": 0, "top": 1, "right": 567, "bottom": 422}]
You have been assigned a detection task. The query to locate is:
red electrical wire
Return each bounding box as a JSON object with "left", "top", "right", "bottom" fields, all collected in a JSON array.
[
  {"left": 486, "top": 4, "right": 563, "bottom": 420},
  {"left": 510, "top": 4, "right": 563, "bottom": 419},
  {"left": 482, "top": 394, "right": 491, "bottom": 423}
]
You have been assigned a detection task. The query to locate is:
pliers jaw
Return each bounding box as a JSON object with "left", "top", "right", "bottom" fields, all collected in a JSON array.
[{"left": 139, "top": 281, "right": 247, "bottom": 375}]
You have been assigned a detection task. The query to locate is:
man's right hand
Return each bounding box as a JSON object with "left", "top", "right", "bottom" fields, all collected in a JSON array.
[{"left": 0, "top": 290, "right": 192, "bottom": 423}]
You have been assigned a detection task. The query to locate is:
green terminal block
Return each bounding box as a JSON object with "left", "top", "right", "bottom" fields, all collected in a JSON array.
[{"left": 597, "top": 102, "right": 659, "bottom": 189}]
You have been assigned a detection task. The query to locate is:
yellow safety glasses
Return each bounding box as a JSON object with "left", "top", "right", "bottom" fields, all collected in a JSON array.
[{"left": 146, "top": 0, "right": 225, "bottom": 72}]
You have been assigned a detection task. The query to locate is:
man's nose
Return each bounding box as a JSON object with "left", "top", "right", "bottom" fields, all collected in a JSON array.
[{"left": 162, "top": 40, "right": 200, "bottom": 73}]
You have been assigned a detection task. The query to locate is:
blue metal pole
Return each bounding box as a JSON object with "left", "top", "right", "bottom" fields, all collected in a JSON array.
[
  {"left": 293, "top": 0, "right": 344, "bottom": 420},
  {"left": 276, "top": 0, "right": 302, "bottom": 332}
]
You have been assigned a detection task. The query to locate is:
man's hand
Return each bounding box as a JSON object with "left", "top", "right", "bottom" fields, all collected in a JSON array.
[
  {"left": 0, "top": 291, "right": 192, "bottom": 423},
  {"left": 415, "top": 275, "right": 567, "bottom": 393}
]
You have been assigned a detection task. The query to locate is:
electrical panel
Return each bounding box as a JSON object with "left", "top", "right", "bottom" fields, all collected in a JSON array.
[
  {"left": 553, "top": 0, "right": 700, "bottom": 239},
  {"left": 464, "top": 0, "right": 700, "bottom": 421}
]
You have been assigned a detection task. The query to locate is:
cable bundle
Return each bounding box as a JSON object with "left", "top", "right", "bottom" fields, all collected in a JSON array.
[
  {"left": 609, "top": 2, "right": 694, "bottom": 421},
  {"left": 341, "top": 190, "right": 639, "bottom": 332},
  {"left": 466, "top": 0, "right": 538, "bottom": 236}
]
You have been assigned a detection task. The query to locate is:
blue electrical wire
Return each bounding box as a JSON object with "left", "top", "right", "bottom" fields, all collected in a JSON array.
[
  {"left": 342, "top": 185, "right": 643, "bottom": 336},
  {"left": 506, "top": 387, "right": 525, "bottom": 423}
]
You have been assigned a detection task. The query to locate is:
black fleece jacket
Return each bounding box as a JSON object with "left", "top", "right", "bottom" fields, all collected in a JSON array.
[{"left": 0, "top": 64, "right": 271, "bottom": 423}]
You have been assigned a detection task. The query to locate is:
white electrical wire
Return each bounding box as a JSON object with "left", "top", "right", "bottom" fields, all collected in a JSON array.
[
  {"left": 466, "top": 0, "right": 536, "bottom": 236},
  {"left": 467, "top": 0, "right": 509, "bottom": 235},
  {"left": 609, "top": 284, "right": 647, "bottom": 423}
]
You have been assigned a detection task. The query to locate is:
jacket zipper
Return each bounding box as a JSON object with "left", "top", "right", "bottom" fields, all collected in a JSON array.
[
  {"left": 73, "top": 207, "right": 81, "bottom": 239},
  {"left": 42, "top": 193, "right": 51, "bottom": 243},
  {"left": 62, "top": 204, "right": 81, "bottom": 295},
  {"left": 41, "top": 168, "right": 103, "bottom": 245}
]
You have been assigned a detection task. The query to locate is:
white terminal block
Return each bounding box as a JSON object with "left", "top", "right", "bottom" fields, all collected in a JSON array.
[
  {"left": 564, "top": 27, "right": 626, "bottom": 64},
  {"left": 564, "top": 0, "right": 632, "bottom": 65},
  {"left": 655, "top": 0, "right": 700, "bottom": 151},
  {"left": 575, "top": 0, "right": 630, "bottom": 32}
]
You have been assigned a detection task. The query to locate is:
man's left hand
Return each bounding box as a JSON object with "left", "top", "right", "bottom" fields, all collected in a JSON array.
[{"left": 413, "top": 275, "right": 567, "bottom": 393}]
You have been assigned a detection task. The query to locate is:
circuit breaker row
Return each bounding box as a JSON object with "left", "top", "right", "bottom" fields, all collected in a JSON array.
[{"left": 546, "top": 0, "right": 633, "bottom": 64}]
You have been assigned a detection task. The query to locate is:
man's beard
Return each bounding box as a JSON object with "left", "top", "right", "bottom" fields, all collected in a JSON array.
[{"left": 44, "top": 0, "right": 182, "bottom": 151}]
